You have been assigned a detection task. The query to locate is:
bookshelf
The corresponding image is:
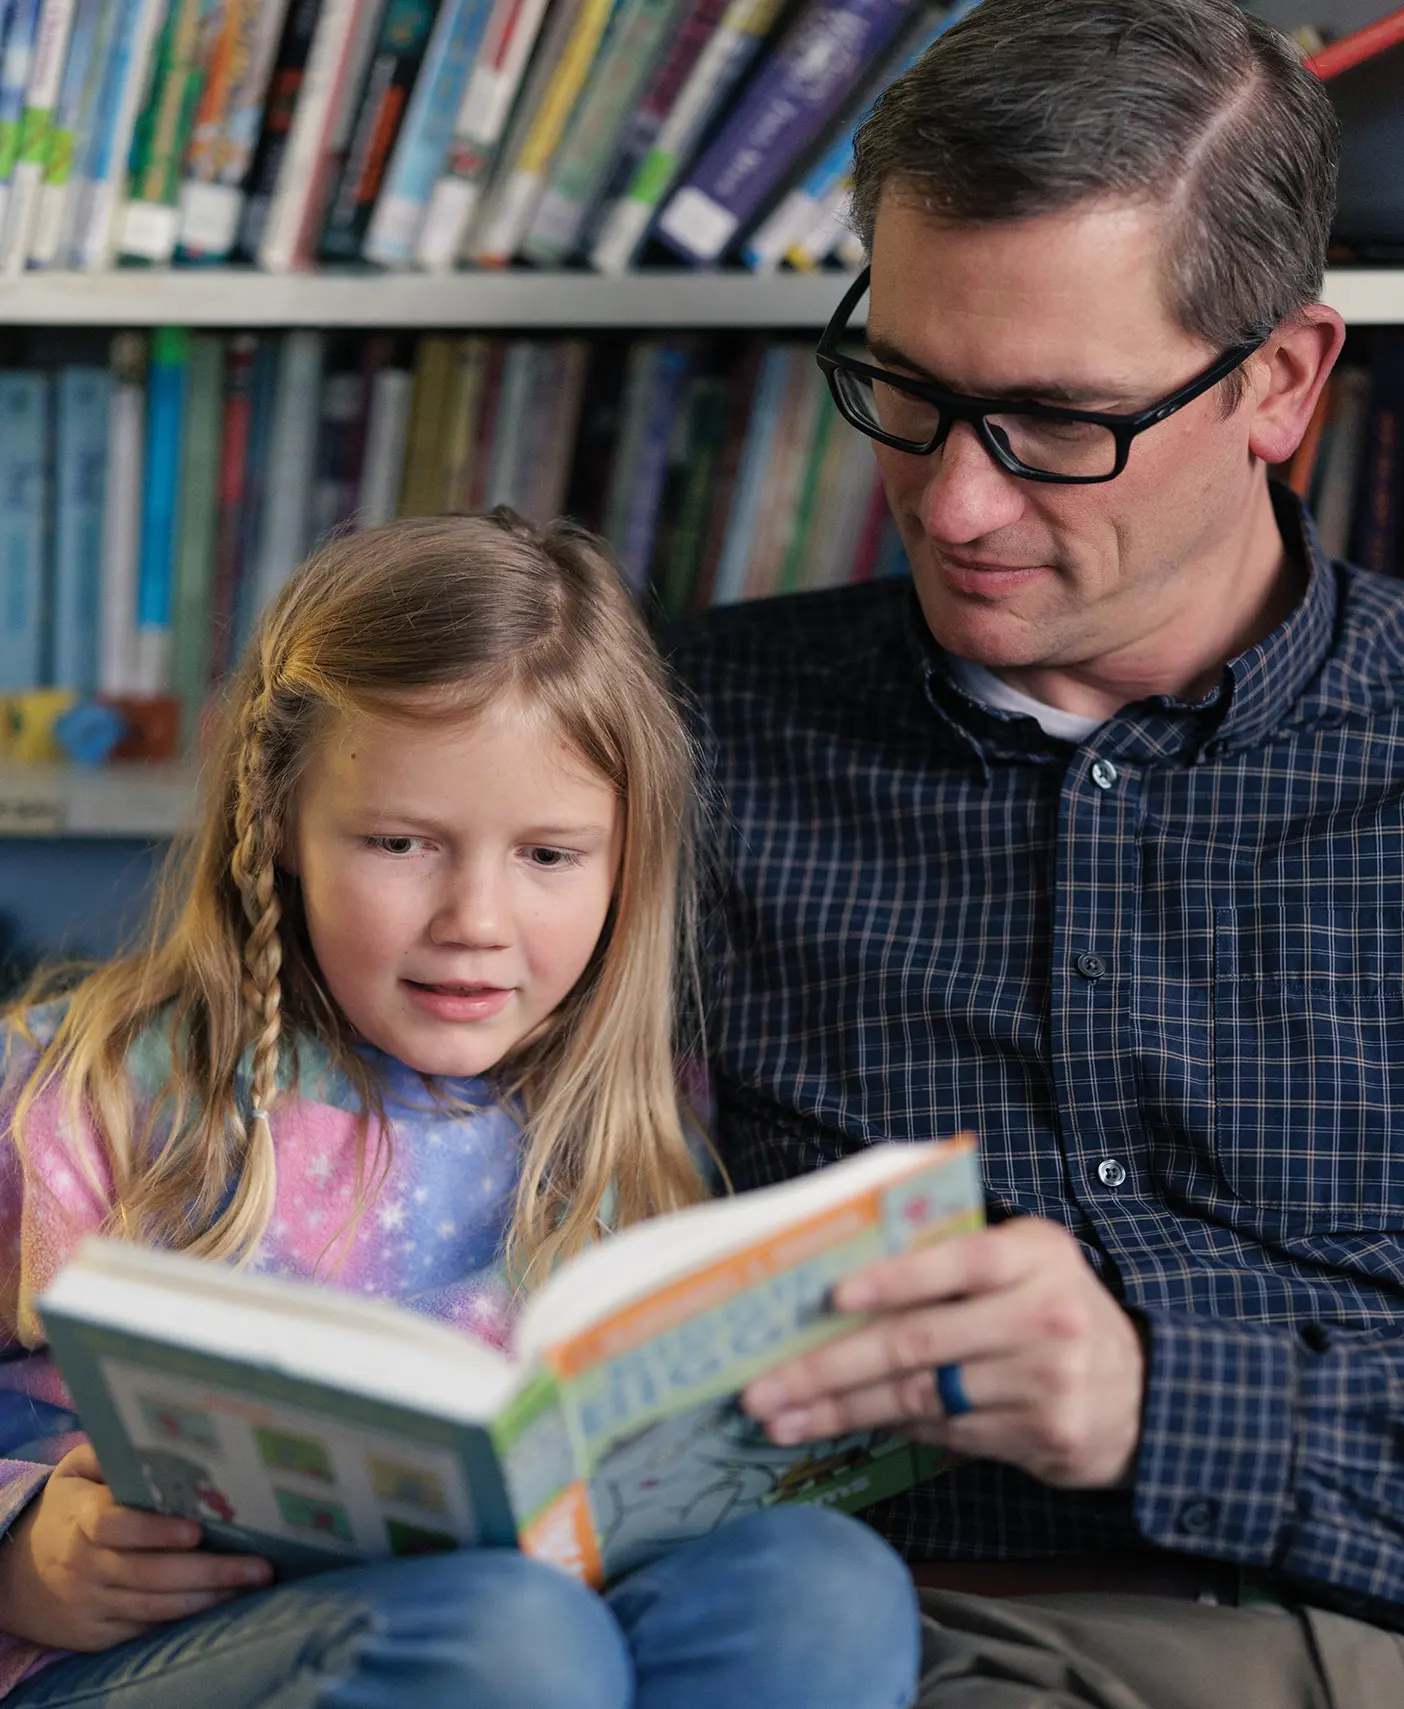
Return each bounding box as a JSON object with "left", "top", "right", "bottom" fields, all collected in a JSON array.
[{"left": 0, "top": 267, "right": 1398, "bottom": 328}]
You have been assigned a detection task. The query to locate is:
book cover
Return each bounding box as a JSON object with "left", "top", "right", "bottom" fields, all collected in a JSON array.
[
  {"left": 521, "top": 0, "right": 691, "bottom": 266},
  {"left": 252, "top": 327, "right": 323, "bottom": 614},
  {"left": 318, "top": 0, "right": 445, "bottom": 263},
  {"left": 171, "top": 332, "right": 223, "bottom": 746},
  {"left": 176, "top": 0, "right": 295, "bottom": 261},
  {"left": 41, "top": 1136, "right": 981, "bottom": 1587},
  {"left": 117, "top": 0, "right": 222, "bottom": 267},
  {"left": 132, "top": 325, "right": 191, "bottom": 697},
  {"left": 70, "top": 0, "right": 169, "bottom": 271},
  {"left": 587, "top": 0, "right": 784, "bottom": 274},
  {"left": 0, "top": 368, "right": 50, "bottom": 692},
  {"left": 412, "top": 0, "right": 553, "bottom": 271},
  {"left": 98, "top": 331, "right": 147, "bottom": 697},
  {"left": 26, "top": 0, "right": 104, "bottom": 268},
  {"left": 51, "top": 362, "right": 109, "bottom": 694},
  {"left": 469, "top": 0, "right": 620, "bottom": 267},
  {"left": 0, "top": 0, "right": 76, "bottom": 274},
  {"left": 657, "top": 0, "right": 912, "bottom": 265},
  {"left": 256, "top": 0, "right": 381, "bottom": 273},
  {"left": 233, "top": 0, "right": 323, "bottom": 260},
  {"left": 361, "top": 0, "right": 493, "bottom": 267}
]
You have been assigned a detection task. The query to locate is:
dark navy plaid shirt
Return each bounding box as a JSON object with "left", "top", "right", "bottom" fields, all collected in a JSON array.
[{"left": 671, "top": 489, "right": 1404, "bottom": 1628}]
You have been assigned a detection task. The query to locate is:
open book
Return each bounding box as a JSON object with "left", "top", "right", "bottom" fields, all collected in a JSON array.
[{"left": 39, "top": 1135, "right": 982, "bottom": 1587}]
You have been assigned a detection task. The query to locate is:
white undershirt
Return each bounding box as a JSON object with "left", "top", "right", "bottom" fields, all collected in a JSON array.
[{"left": 946, "top": 656, "right": 1105, "bottom": 743}]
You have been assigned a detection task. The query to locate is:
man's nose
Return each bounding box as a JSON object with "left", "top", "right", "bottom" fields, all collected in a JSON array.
[{"left": 916, "top": 419, "right": 1027, "bottom": 544}]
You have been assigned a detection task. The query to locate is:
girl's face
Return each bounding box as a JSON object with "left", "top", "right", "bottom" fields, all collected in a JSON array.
[{"left": 289, "top": 692, "right": 621, "bottom": 1078}]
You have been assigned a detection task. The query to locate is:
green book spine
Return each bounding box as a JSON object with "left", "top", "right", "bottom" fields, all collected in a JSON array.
[
  {"left": 777, "top": 397, "right": 836, "bottom": 596},
  {"left": 121, "top": 0, "right": 218, "bottom": 259},
  {"left": 171, "top": 332, "right": 224, "bottom": 748}
]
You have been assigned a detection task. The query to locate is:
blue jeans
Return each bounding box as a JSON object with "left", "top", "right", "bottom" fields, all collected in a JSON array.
[{"left": 4, "top": 1507, "right": 920, "bottom": 1709}]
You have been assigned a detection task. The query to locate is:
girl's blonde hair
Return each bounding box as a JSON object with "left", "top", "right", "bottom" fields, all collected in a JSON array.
[{"left": 8, "top": 512, "right": 709, "bottom": 1286}]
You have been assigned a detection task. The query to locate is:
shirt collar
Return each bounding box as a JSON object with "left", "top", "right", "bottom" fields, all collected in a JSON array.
[{"left": 902, "top": 484, "right": 1337, "bottom": 768}]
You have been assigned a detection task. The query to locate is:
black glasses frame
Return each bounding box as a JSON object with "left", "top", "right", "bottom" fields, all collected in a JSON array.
[{"left": 814, "top": 266, "right": 1268, "bottom": 485}]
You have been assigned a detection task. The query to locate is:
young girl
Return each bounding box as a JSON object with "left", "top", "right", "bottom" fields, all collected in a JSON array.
[{"left": 0, "top": 513, "right": 920, "bottom": 1709}]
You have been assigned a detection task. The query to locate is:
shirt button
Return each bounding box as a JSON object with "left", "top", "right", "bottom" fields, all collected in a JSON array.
[
  {"left": 1177, "top": 1498, "right": 1220, "bottom": 1536},
  {"left": 1074, "top": 952, "right": 1108, "bottom": 980},
  {"left": 1097, "top": 1158, "right": 1127, "bottom": 1188},
  {"left": 1090, "top": 758, "right": 1118, "bottom": 790}
]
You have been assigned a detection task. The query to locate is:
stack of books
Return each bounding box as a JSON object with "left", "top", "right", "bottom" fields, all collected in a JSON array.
[
  {"left": 0, "top": 326, "right": 906, "bottom": 738},
  {"left": 0, "top": 0, "right": 975, "bottom": 279}
]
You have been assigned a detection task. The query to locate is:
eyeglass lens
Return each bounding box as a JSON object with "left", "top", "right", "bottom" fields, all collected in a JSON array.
[{"left": 831, "top": 365, "right": 1120, "bottom": 479}]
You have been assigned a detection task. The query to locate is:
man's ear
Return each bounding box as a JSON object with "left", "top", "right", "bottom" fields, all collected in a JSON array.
[{"left": 1245, "top": 304, "right": 1347, "bottom": 468}]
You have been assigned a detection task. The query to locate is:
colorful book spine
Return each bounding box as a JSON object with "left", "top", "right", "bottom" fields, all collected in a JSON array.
[
  {"left": 71, "top": 0, "right": 169, "bottom": 271},
  {"left": 98, "top": 333, "right": 147, "bottom": 696},
  {"left": 51, "top": 363, "right": 109, "bottom": 694},
  {"left": 0, "top": 0, "right": 75, "bottom": 274},
  {"left": 362, "top": 0, "right": 494, "bottom": 268},
  {"left": 256, "top": 0, "right": 379, "bottom": 273},
  {"left": 588, "top": 0, "right": 783, "bottom": 275},
  {"left": 741, "top": 0, "right": 963, "bottom": 272},
  {"left": 355, "top": 362, "right": 413, "bottom": 527},
  {"left": 710, "top": 341, "right": 788, "bottom": 604},
  {"left": 783, "top": 171, "right": 850, "bottom": 269},
  {"left": 252, "top": 328, "right": 323, "bottom": 611},
  {"left": 0, "top": 0, "right": 44, "bottom": 250},
  {"left": 232, "top": 0, "right": 321, "bottom": 260},
  {"left": 470, "top": 0, "right": 620, "bottom": 267},
  {"left": 658, "top": 0, "right": 913, "bottom": 265},
  {"left": 118, "top": 0, "right": 221, "bottom": 266},
  {"left": 27, "top": 0, "right": 104, "bottom": 267},
  {"left": 0, "top": 369, "right": 50, "bottom": 692},
  {"left": 177, "top": 0, "right": 294, "bottom": 260},
  {"left": 412, "top": 0, "right": 553, "bottom": 272},
  {"left": 171, "top": 332, "right": 222, "bottom": 744},
  {"left": 616, "top": 342, "right": 691, "bottom": 596},
  {"left": 318, "top": 0, "right": 445, "bottom": 262},
  {"left": 230, "top": 334, "right": 279, "bottom": 655},
  {"left": 209, "top": 333, "right": 255, "bottom": 678},
  {"left": 522, "top": 0, "right": 690, "bottom": 266},
  {"left": 132, "top": 327, "right": 190, "bottom": 696}
]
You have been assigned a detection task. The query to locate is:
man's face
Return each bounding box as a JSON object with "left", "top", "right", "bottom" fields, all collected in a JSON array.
[{"left": 867, "top": 194, "right": 1270, "bottom": 672}]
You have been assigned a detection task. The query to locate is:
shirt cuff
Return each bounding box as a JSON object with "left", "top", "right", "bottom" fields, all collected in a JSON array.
[
  {"left": 1131, "top": 1309, "right": 1295, "bottom": 1564},
  {"left": 0, "top": 1463, "right": 51, "bottom": 1539}
]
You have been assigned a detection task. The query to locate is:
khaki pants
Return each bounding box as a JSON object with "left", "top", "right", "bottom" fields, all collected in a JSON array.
[{"left": 916, "top": 1590, "right": 1404, "bottom": 1708}]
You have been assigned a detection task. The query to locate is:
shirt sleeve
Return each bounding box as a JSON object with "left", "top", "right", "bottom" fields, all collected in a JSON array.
[{"left": 1134, "top": 1307, "right": 1404, "bottom": 1620}]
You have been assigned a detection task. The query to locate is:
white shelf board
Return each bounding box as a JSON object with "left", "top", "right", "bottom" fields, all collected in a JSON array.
[
  {"left": 0, "top": 762, "right": 197, "bottom": 838},
  {"left": 0, "top": 268, "right": 860, "bottom": 329},
  {"left": 0, "top": 266, "right": 1398, "bottom": 327}
]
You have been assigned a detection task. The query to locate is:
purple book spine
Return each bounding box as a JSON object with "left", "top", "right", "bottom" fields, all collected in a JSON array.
[{"left": 657, "top": 0, "right": 912, "bottom": 263}]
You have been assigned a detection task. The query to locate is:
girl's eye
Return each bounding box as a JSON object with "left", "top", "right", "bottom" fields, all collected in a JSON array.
[
  {"left": 367, "top": 835, "right": 423, "bottom": 856},
  {"left": 526, "top": 846, "right": 580, "bottom": 870}
]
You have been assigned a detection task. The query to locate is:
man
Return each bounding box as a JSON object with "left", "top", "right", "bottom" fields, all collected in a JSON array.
[{"left": 670, "top": 0, "right": 1404, "bottom": 1701}]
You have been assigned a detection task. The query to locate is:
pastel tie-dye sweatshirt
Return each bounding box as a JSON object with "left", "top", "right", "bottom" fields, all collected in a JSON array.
[{"left": 0, "top": 1000, "right": 525, "bottom": 1695}]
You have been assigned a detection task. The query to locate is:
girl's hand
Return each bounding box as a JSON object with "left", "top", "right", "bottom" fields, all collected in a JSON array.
[{"left": 0, "top": 1444, "right": 273, "bottom": 1651}]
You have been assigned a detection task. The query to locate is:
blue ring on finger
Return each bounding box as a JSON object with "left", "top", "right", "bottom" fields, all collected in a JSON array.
[{"left": 934, "top": 1361, "right": 973, "bottom": 1418}]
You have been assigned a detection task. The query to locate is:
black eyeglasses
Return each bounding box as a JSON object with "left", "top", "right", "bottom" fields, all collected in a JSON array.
[{"left": 815, "top": 266, "right": 1268, "bottom": 485}]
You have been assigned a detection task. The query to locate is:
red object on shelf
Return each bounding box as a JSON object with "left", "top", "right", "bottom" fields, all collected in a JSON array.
[
  {"left": 1306, "top": 5, "right": 1404, "bottom": 79},
  {"left": 105, "top": 697, "right": 182, "bottom": 763}
]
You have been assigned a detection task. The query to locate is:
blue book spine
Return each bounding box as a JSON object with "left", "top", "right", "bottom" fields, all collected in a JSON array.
[
  {"left": 362, "top": 0, "right": 495, "bottom": 266},
  {"left": 231, "top": 335, "right": 280, "bottom": 657},
  {"left": 0, "top": 370, "right": 51, "bottom": 690},
  {"left": 710, "top": 344, "right": 789, "bottom": 605},
  {"left": 134, "top": 327, "right": 189, "bottom": 694},
  {"left": 618, "top": 343, "right": 691, "bottom": 596},
  {"left": 657, "top": 0, "right": 912, "bottom": 264},
  {"left": 52, "top": 363, "right": 109, "bottom": 692},
  {"left": 0, "top": 0, "right": 42, "bottom": 184},
  {"left": 71, "top": 0, "right": 150, "bottom": 207}
]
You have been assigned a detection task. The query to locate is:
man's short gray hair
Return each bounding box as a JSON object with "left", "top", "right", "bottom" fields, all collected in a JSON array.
[{"left": 851, "top": 0, "right": 1339, "bottom": 364}]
